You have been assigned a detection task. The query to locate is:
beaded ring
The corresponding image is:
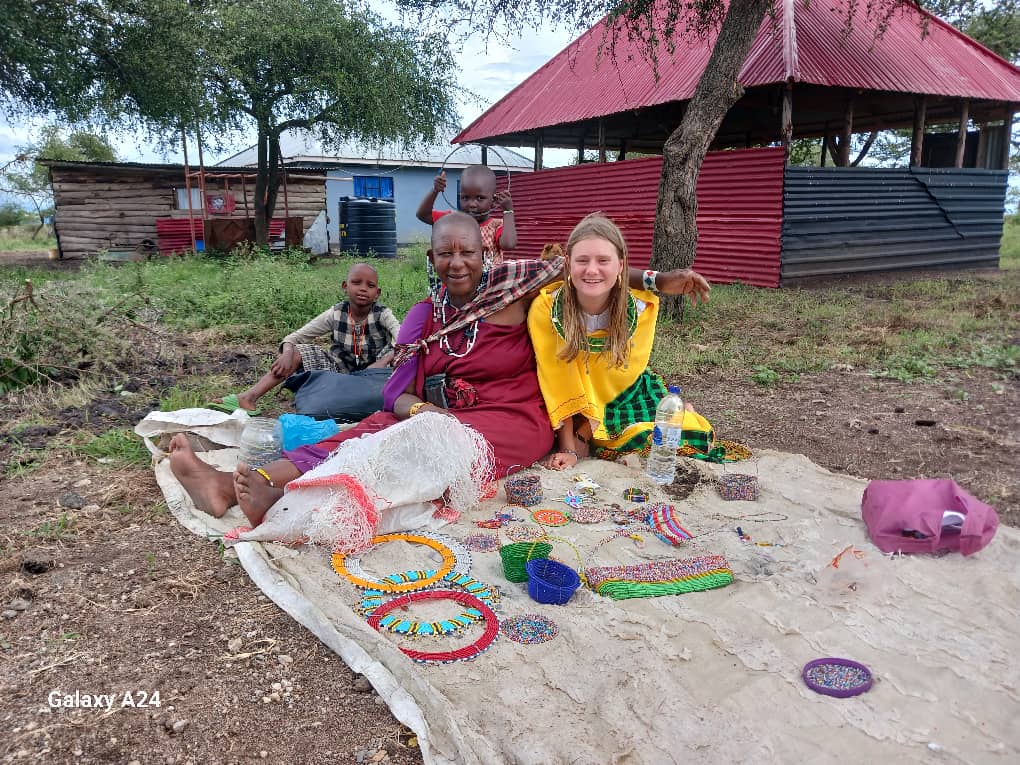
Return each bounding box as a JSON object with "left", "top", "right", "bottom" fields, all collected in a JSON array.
[
  {"left": 500, "top": 614, "right": 559, "bottom": 645},
  {"left": 531, "top": 508, "right": 570, "bottom": 527},
  {"left": 332, "top": 533, "right": 469, "bottom": 592},
  {"left": 359, "top": 571, "right": 499, "bottom": 636},
  {"left": 367, "top": 590, "right": 499, "bottom": 664},
  {"left": 623, "top": 488, "right": 648, "bottom": 503}
]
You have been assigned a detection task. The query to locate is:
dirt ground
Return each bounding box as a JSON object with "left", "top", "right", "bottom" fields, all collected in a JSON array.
[{"left": 1, "top": 256, "right": 1017, "bottom": 764}]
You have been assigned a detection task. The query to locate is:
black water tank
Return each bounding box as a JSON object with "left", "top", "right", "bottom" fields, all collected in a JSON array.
[{"left": 339, "top": 197, "right": 397, "bottom": 258}]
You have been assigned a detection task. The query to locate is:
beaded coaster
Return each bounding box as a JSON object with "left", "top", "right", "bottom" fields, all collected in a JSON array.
[
  {"left": 333, "top": 532, "right": 470, "bottom": 592},
  {"left": 462, "top": 534, "right": 500, "bottom": 553},
  {"left": 504, "top": 524, "right": 548, "bottom": 543},
  {"left": 359, "top": 571, "right": 499, "bottom": 636},
  {"left": 500, "top": 614, "right": 559, "bottom": 645},
  {"left": 366, "top": 590, "right": 499, "bottom": 664},
  {"left": 802, "top": 658, "right": 873, "bottom": 698},
  {"left": 569, "top": 506, "right": 608, "bottom": 524},
  {"left": 532, "top": 508, "right": 570, "bottom": 527}
]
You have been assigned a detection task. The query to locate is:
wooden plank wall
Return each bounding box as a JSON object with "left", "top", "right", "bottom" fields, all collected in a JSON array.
[{"left": 50, "top": 166, "right": 326, "bottom": 259}]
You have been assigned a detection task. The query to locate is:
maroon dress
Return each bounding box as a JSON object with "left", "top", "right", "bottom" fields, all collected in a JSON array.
[{"left": 289, "top": 314, "right": 554, "bottom": 479}]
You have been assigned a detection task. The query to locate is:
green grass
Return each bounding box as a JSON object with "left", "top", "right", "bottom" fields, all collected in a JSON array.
[
  {"left": 25, "top": 512, "right": 74, "bottom": 540},
  {"left": 73, "top": 429, "right": 151, "bottom": 466},
  {"left": 0, "top": 224, "right": 56, "bottom": 251},
  {"left": 1002, "top": 214, "right": 1020, "bottom": 270},
  {"left": 652, "top": 269, "right": 1020, "bottom": 385}
]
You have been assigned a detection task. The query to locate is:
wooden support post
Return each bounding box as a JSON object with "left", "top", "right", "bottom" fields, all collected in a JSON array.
[
  {"left": 534, "top": 133, "right": 543, "bottom": 172},
  {"left": 976, "top": 123, "right": 988, "bottom": 168},
  {"left": 196, "top": 128, "right": 208, "bottom": 220},
  {"left": 617, "top": 140, "right": 628, "bottom": 162},
  {"left": 999, "top": 110, "right": 1015, "bottom": 170},
  {"left": 910, "top": 95, "right": 927, "bottom": 167},
  {"left": 180, "top": 127, "right": 197, "bottom": 253},
  {"left": 598, "top": 119, "right": 606, "bottom": 163},
  {"left": 839, "top": 95, "right": 854, "bottom": 167},
  {"left": 481, "top": 146, "right": 488, "bottom": 165},
  {"left": 820, "top": 123, "right": 828, "bottom": 166},
  {"left": 955, "top": 99, "right": 970, "bottom": 168},
  {"left": 577, "top": 134, "right": 585, "bottom": 164},
  {"left": 780, "top": 82, "right": 793, "bottom": 162}
]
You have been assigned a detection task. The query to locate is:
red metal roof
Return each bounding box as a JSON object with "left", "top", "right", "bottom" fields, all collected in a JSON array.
[
  {"left": 456, "top": 0, "right": 1020, "bottom": 143},
  {"left": 505, "top": 147, "right": 785, "bottom": 288}
]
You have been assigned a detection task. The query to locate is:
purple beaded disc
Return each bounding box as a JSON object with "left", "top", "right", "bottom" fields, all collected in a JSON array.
[{"left": 802, "top": 657, "right": 873, "bottom": 698}]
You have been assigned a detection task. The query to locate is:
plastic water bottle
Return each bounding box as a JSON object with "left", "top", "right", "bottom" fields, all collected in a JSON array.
[
  {"left": 646, "top": 385, "right": 684, "bottom": 484},
  {"left": 238, "top": 417, "right": 283, "bottom": 468}
]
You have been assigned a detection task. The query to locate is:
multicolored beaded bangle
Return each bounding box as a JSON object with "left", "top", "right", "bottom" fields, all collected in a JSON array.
[
  {"left": 505, "top": 473, "right": 543, "bottom": 506},
  {"left": 802, "top": 658, "right": 873, "bottom": 698},
  {"left": 332, "top": 533, "right": 469, "bottom": 592},
  {"left": 366, "top": 590, "right": 499, "bottom": 664},
  {"left": 531, "top": 508, "right": 570, "bottom": 527},
  {"left": 642, "top": 269, "right": 658, "bottom": 291},
  {"left": 623, "top": 487, "right": 648, "bottom": 503},
  {"left": 359, "top": 571, "right": 499, "bottom": 637}
]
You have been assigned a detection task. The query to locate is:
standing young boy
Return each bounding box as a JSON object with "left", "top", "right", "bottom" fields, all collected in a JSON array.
[
  {"left": 415, "top": 164, "right": 516, "bottom": 264},
  {"left": 216, "top": 263, "right": 400, "bottom": 412}
]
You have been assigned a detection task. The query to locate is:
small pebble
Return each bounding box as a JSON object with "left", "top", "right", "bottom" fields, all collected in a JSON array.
[
  {"left": 171, "top": 720, "right": 188, "bottom": 734},
  {"left": 73, "top": 478, "right": 93, "bottom": 489},
  {"left": 277, "top": 654, "right": 293, "bottom": 666},
  {"left": 9, "top": 598, "right": 31, "bottom": 611},
  {"left": 353, "top": 676, "right": 372, "bottom": 693},
  {"left": 2, "top": 610, "right": 18, "bottom": 620},
  {"left": 59, "top": 492, "right": 85, "bottom": 509},
  {"left": 227, "top": 638, "right": 242, "bottom": 653}
]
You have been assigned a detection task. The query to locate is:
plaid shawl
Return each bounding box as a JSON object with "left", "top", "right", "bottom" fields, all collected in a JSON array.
[{"left": 391, "top": 256, "right": 564, "bottom": 368}]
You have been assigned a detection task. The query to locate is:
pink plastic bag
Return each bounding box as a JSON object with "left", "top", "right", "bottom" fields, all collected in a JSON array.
[{"left": 861, "top": 479, "right": 999, "bottom": 556}]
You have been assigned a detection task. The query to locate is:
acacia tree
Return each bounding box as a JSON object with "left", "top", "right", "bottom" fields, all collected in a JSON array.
[
  {"left": 2, "top": 128, "right": 118, "bottom": 235},
  {"left": 400, "top": 0, "right": 1015, "bottom": 315},
  {"left": 2, "top": 0, "right": 459, "bottom": 245}
]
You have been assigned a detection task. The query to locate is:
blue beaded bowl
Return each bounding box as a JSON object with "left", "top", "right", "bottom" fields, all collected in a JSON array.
[{"left": 525, "top": 558, "right": 581, "bottom": 605}]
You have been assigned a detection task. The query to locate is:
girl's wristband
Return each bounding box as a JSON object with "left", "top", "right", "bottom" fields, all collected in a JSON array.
[{"left": 642, "top": 270, "right": 659, "bottom": 292}]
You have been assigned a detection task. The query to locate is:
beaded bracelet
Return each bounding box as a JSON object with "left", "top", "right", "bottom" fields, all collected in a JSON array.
[
  {"left": 623, "top": 487, "right": 648, "bottom": 503},
  {"left": 642, "top": 269, "right": 658, "bottom": 291},
  {"left": 366, "top": 590, "right": 499, "bottom": 664}
]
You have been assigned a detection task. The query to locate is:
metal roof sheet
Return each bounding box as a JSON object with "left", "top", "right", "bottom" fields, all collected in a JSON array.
[
  {"left": 456, "top": 0, "right": 1020, "bottom": 143},
  {"left": 218, "top": 129, "right": 532, "bottom": 169}
]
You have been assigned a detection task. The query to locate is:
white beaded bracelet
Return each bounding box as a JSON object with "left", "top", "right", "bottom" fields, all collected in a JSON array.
[{"left": 642, "top": 269, "right": 658, "bottom": 291}]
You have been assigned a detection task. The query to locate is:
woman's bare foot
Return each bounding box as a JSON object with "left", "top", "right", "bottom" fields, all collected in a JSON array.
[
  {"left": 234, "top": 464, "right": 287, "bottom": 527},
  {"left": 168, "top": 434, "right": 237, "bottom": 517}
]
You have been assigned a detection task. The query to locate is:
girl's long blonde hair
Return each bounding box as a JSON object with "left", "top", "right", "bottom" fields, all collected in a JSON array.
[{"left": 557, "top": 213, "right": 631, "bottom": 369}]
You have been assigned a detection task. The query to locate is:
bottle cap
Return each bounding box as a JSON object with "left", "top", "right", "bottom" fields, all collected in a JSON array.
[{"left": 668, "top": 385, "right": 681, "bottom": 394}]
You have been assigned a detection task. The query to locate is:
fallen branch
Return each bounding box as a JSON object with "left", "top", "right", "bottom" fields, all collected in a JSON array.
[{"left": 7, "top": 279, "right": 39, "bottom": 318}]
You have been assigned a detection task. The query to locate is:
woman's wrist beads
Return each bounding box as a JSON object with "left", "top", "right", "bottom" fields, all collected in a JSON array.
[
  {"left": 642, "top": 270, "right": 659, "bottom": 291},
  {"left": 408, "top": 401, "right": 428, "bottom": 417}
]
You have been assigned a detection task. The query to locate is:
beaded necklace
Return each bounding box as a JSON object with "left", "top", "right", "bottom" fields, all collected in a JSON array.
[
  {"left": 358, "top": 571, "right": 500, "bottom": 637},
  {"left": 332, "top": 532, "right": 470, "bottom": 592},
  {"left": 350, "top": 318, "right": 367, "bottom": 363},
  {"left": 549, "top": 288, "right": 638, "bottom": 352},
  {"left": 366, "top": 590, "right": 500, "bottom": 664}
]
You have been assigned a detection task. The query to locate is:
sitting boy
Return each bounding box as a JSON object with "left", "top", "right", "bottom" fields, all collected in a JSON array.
[
  {"left": 415, "top": 164, "right": 516, "bottom": 265},
  {"left": 221, "top": 262, "right": 400, "bottom": 412}
]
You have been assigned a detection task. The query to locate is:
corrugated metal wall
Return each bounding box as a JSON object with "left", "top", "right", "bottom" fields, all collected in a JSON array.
[
  {"left": 507, "top": 147, "right": 785, "bottom": 288},
  {"left": 782, "top": 167, "right": 1007, "bottom": 280}
]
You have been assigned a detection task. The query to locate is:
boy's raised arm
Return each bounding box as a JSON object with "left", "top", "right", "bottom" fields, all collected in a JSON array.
[
  {"left": 494, "top": 189, "right": 517, "bottom": 250},
  {"left": 415, "top": 171, "right": 446, "bottom": 224}
]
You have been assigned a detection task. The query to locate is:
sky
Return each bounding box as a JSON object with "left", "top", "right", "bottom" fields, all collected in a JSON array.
[{"left": 0, "top": 7, "right": 577, "bottom": 173}]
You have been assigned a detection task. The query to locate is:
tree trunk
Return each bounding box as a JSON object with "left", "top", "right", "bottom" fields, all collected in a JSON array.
[
  {"left": 651, "top": 0, "right": 771, "bottom": 320},
  {"left": 253, "top": 126, "right": 270, "bottom": 245}
]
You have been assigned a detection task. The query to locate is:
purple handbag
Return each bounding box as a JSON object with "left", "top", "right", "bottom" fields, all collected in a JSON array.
[{"left": 861, "top": 479, "right": 999, "bottom": 556}]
